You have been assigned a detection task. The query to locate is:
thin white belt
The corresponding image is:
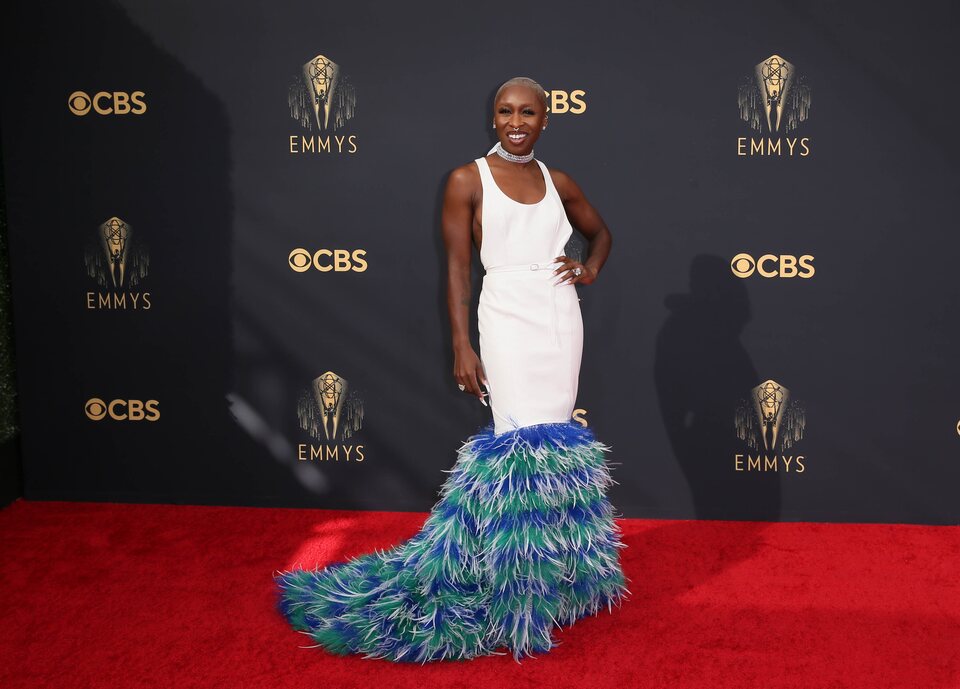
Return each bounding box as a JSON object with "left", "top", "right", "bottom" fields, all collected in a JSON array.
[
  {"left": 483, "top": 260, "right": 563, "bottom": 346},
  {"left": 484, "top": 260, "right": 561, "bottom": 273}
]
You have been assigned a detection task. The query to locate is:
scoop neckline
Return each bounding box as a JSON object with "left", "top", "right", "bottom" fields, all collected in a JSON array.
[{"left": 482, "top": 156, "right": 548, "bottom": 206}]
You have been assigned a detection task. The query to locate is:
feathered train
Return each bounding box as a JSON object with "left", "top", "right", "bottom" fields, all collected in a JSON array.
[{"left": 274, "top": 421, "right": 631, "bottom": 663}]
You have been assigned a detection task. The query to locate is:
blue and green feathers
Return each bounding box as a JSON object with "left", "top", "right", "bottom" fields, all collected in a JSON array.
[{"left": 274, "top": 421, "right": 630, "bottom": 663}]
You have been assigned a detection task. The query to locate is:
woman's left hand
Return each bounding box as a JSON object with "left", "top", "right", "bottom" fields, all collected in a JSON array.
[{"left": 553, "top": 255, "right": 598, "bottom": 285}]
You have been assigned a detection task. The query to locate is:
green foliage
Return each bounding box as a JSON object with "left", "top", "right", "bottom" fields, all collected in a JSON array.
[{"left": 0, "top": 141, "right": 17, "bottom": 443}]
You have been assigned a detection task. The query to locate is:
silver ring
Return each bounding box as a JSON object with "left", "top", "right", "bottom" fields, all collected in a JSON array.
[
  {"left": 458, "top": 384, "right": 466, "bottom": 391},
  {"left": 573, "top": 267, "right": 582, "bottom": 276}
]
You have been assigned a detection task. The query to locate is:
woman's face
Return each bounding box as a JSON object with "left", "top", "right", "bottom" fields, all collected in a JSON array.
[{"left": 493, "top": 85, "right": 548, "bottom": 155}]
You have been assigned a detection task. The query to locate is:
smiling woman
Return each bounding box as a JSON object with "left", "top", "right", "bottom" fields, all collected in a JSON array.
[
  {"left": 274, "top": 76, "right": 628, "bottom": 663},
  {"left": 494, "top": 77, "right": 548, "bottom": 153}
]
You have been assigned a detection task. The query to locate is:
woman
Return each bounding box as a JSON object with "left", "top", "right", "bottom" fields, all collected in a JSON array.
[{"left": 275, "top": 77, "right": 629, "bottom": 663}]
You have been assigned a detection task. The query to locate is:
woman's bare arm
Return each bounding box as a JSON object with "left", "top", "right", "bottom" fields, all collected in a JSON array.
[
  {"left": 551, "top": 169, "right": 612, "bottom": 285},
  {"left": 441, "top": 165, "right": 487, "bottom": 401}
]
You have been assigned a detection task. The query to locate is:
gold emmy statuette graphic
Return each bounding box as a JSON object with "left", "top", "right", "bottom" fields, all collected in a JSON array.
[
  {"left": 735, "top": 378, "right": 806, "bottom": 453},
  {"left": 297, "top": 371, "right": 365, "bottom": 443},
  {"left": 99, "top": 217, "right": 131, "bottom": 288},
  {"left": 312, "top": 371, "right": 348, "bottom": 441},
  {"left": 738, "top": 54, "right": 811, "bottom": 133},
  {"left": 303, "top": 55, "right": 340, "bottom": 131},
  {"left": 757, "top": 55, "right": 792, "bottom": 133},
  {"left": 752, "top": 379, "right": 789, "bottom": 450},
  {"left": 289, "top": 54, "right": 357, "bottom": 132},
  {"left": 84, "top": 216, "right": 149, "bottom": 292}
]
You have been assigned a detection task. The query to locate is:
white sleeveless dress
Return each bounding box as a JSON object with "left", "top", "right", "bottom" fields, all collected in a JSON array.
[{"left": 474, "top": 155, "right": 584, "bottom": 435}]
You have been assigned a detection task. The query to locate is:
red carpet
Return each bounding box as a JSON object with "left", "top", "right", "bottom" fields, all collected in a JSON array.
[{"left": 1, "top": 499, "right": 957, "bottom": 689}]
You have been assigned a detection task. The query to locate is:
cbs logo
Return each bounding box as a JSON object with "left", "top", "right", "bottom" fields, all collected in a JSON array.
[
  {"left": 85, "top": 398, "right": 160, "bottom": 421},
  {"left": 730, "top": 253, "right": 815, "bottom": 279},
  {"left": 68, "top": 91, "right": 147, "bottom": 116},
  {"left": 545, "top": 90, "right": 586, "bottom": 114},
  {"left": 288, "top": 248, "right": 368, "bottom": 273}
]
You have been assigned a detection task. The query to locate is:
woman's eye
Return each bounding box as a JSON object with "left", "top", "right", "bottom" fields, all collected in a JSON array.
[{"left": 523, "top": 110, "right": 535, "bottom": 115}]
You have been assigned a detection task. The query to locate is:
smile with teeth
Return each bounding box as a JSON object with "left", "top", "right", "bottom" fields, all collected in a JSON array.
[{"left": 507, "top": 131, "right": 528, "bottom": 143}]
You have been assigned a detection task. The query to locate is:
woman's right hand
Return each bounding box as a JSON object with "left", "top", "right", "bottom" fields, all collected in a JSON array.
[{"left": 453, "top": 345, "right": 488, "bottom": 403}]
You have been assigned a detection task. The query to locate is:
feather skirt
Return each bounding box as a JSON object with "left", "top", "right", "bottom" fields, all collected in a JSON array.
[{"left": 274, "top": 421, "right": 631, "bottom": 663}]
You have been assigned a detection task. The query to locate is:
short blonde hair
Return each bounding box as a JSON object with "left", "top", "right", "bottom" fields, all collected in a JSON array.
[{"left": 494, "top": 77, "right": 547, "bottom": 110}]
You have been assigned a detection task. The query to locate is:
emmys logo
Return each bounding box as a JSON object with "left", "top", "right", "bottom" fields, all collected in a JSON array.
[
  {"left": 288, "top": 248, "right": 368, "bottom": 273},
  {"left": 288, "top": 54, "right": 358, "bottom": 154},
  {"left": 85, "top": 398, "right": 160, "bottom": 422},
  {"left": 297, "top": 371, "right": 365, "bottom": 462},
  {"left": 84, "top": 217, "right": 151, "bottom": 310},
  {"left": 730, "top": 253, "right": 815, "bottom": 279},
  {"left": 737, "top": 54, "right": 811, "bottom": 156},
  {"left": 68, "top": 91, "right": 147, "bottom": 116},
  {"left": 545, "top": 89, "right": 587, "bottom": 114},
  {"left": 734, "top": 379, "right": 806, "bottom": 472}
]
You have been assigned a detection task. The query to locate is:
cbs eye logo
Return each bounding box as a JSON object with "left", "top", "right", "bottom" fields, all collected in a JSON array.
[
  {"left": 288, "top": 248, "right": 368, "bottom": 273},
  {"left": 68, "top": 91, "right": 147, "bottom": 116},
  {"left": 730, "top": 253, "right": 815, "bottom": 279},
  {"left": 544, "top": 90, "right": 586, "bottom": 114},
  {"left": 85, "top": 398, "right": 160, "bottom": 421}
]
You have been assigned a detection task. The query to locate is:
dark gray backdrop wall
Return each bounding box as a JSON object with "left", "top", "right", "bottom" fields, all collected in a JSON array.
[
  {"left": 0, "top": 134, "right": 21, "bottom": 507},
  {"left": 0, "top": 0, "right": 957, "bottom": 524}
]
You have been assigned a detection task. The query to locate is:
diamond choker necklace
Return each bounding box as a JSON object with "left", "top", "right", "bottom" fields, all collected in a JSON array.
[{"left": 492, "top": 140, "right": 534, "bottom": 164}]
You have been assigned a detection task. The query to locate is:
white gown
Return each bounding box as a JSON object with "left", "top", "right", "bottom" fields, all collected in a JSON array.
[
  {"left": 474, "top": 155, "right": 584, "bottom": 435},
  {"left": 274, "top": 154, "right": 629, "bottom": 664}
]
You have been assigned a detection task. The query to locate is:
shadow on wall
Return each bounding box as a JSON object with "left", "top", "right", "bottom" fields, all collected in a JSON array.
[
  {"left": 654, "top": 254, "right": 782, "bottom": 521},
  {"left": 0, "top": 0, "right": 300, "bottom": 506}
]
